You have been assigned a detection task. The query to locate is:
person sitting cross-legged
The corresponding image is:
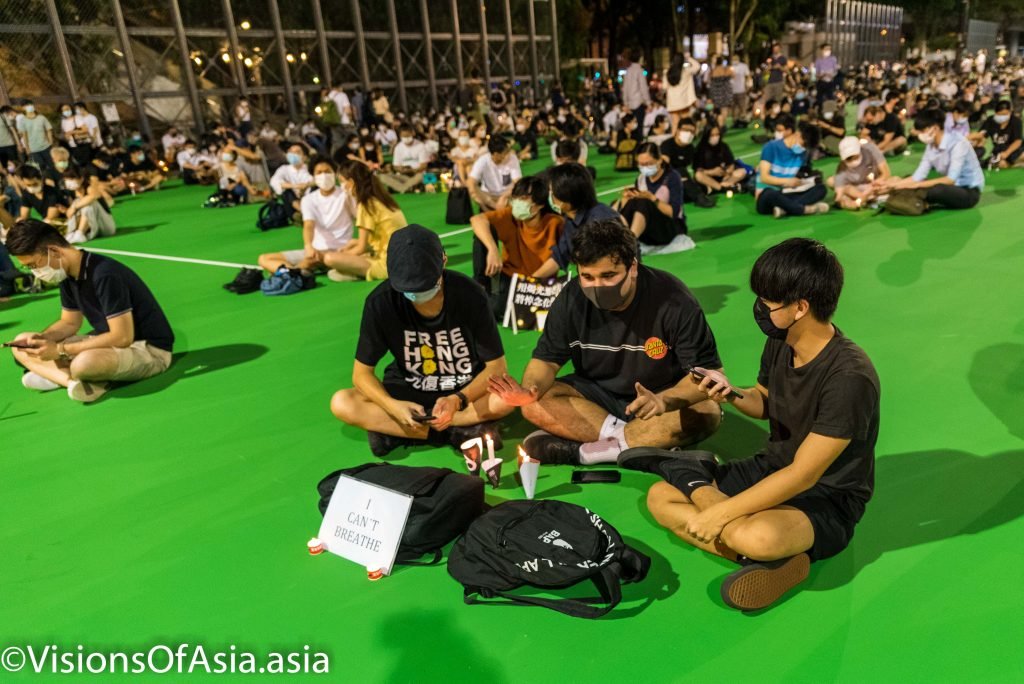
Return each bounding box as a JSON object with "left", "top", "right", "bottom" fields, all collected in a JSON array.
[
  {"left": 330, "top": 224, "right": 514, "bottom": 457},
  {"left": 6, "top": 219, "right": 174, "bottom": 403},
  {"left": 488, "top": 219, "right": 722, "bottom": 466},
  {"left": 637, "top": 238, "right": 879, "bottom": 612}
]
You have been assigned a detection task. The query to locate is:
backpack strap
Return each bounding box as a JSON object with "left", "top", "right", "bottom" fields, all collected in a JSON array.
[
  {"left": 463, "top": 565, "right": 622, "bottom": 619},
  {"left": 396, "top": 548, "right": 444, "bottom": 566}
]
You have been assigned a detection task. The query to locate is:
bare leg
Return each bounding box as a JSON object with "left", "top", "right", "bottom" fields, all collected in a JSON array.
[
  {"left": 623, "top": 399, "right": 720, "bottom": 449},
  {"left": 322, "top": 251, "right": 371, "bottom": 277},
  {"left": 451, "top": 392, "right": 514, "bottom": 426},
  {"left": 69, "top": 349, "right": 120, "bottom": 382},
  {"left": 520, "top": 382, "right": 607, "bottom": 442},
  {"left": 695, "top": 170, "right": 722, "bottom": 192},
  {"left": 628, "top": 209, "right": 648, "bottom": 238},
  {"left": 12, "top": 343, "right": 72, "bottom": 387},
  {"left": 330, "top": 387, "right": 430, "bottom": 439}
]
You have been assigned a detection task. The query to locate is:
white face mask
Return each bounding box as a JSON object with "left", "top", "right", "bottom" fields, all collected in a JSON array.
[
  {"left": 638, "top": 164, "right": 659, "bottom": 178},
  {"left": 845, "top": 156, "right": 862, "bottom": 168},
  {"left": 678, "top": 131, "right": 694, "bottom": 145},
  {"left": 32, "top": 251, "right": 68, "bottom": 284},
  {"left": 64, "top": 179, "right": 81, "bottom": 191},
  {"left": 995, "top": 114, "right": 1010, "bottom": 124},
  {"left": 918, "top": 130, "right": 936, "bottom": 145},
  {"left": 221, "top": 153, "right": 234, "bottom": 162},
  {"left": 458, "top": 135, "right": 470, "bottom": 145},
  {"left": 709, "top": 136, "right": 721, "bottom": 146},
  {"left": 823, "top": 50, "right": 832, "bottom": 58},
  {"left": 24, "top": 105, "right": 35, "bottom": 114},
  {"left": 823, "top": 111, "right": 835, "bottom": 120},
  {"left": 400, "top": 136, "right": 414, "bottom": 145},
  {"left": 314, "top": 172, "right": 336, "bottom": 190},
  {"left": 404, "top": 281, "right": 441, "bottom": 303},
  {"left": 774, "top": 131, "right": 786, "bottom": 140}
]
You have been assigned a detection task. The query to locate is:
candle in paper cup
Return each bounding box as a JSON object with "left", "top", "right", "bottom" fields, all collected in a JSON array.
[
  {"left": 460, "top": 437, "right": 483, "bottom": 475},
  {"left": 485, "top": 433, "right": 495, "bottom": 462}
]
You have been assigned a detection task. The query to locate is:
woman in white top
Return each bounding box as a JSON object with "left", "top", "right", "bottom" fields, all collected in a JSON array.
[
  {"left": 664, "top": 52, "right": 701, "bottom": 131},
  {"left": 448, "top": 129, "right": 481, "bottom": 182}
]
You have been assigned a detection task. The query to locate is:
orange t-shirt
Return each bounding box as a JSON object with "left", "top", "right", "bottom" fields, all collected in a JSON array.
[{"left": 485, "top": 208, "right": 564, "bottom": 277}]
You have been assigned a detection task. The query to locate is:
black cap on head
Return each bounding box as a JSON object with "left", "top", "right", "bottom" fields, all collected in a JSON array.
[{"left": 387, "top": 224, "right": 444, "bottom": 292}]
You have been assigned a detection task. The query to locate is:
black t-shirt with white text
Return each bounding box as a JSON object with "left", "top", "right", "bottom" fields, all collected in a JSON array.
[
  {"left": 533, "top": 265, "right": 721, "bottom": 397},
  {"left": 756, "top": 329, "right": 880, "bottom": 503},
  {"left": 981, "top": 115, "right": 1023, "bottom": 154},
  {"left": 355, "top": 270, "right": 504, "bottom": 396},
  {"left": 59, "top": 251, "right": 175, "bottom": 351}
]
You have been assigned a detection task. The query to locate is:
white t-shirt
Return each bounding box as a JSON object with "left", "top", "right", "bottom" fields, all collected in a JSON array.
[
  {"left": 270, "top": 163, "right": 312, "bottom": 196},
  {"left": 602, "top": 109, "right": 623, "bottom": 132},
  {"left": 469, "top": 153, "right": 522, "bottom": 194},
  {"left": 301, "top": 187, "right": 354, "bottom": 251},
  {"left": 328, "top": 89, "right": 352, "bottom": 125},
  {"left": 391, "top": 140, "right": 429, "bottom": 168},
  {"left": 162, "top": 132, "right": 185, "bottom": 153},
  {"left": 375, "top": 128, "right": 397, "bottom": 148},
  {"left": 449, "top": 141, "right": 481, "bottom": 162},
  {"left": 731, "top": 62, "right": 750, "bottom": 94},
  {"left": 235, "top": 102, "right": 251, "bottom": 123},
  {"left": 176, "top": 149, "right": 201, "bottom": 169},
  {"left": 60, "top": 115, "right": 78, "bottom": 145}
]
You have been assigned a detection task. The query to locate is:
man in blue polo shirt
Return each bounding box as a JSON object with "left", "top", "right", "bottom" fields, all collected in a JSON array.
[
  {"left": 881, "top": 108, "right": 984, "bottom": 209},
  {"left": 755, "top": 114, "right": 830, "bottom": 219}
]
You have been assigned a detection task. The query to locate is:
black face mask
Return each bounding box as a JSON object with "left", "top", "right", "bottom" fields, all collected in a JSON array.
[
  {"left": 753, "top": 298, "right": 793, "bottom": 340},
  {"left": 582, "top": 271, "right": 632, "bottom": 310}
]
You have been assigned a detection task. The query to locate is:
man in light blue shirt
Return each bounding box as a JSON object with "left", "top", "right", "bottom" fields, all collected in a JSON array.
[
  {"left": 814, "top": 44, "right": 839, "bottom": 104},
  {"left": 884, "top": 108, "right": 983, "bottom": 210}
]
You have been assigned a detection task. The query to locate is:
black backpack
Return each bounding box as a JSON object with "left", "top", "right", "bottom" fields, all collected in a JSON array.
[
  {"left": 257, "top": 198, "right": 292, "bottom": 231},
  {"left": 317, "top": 463, "right": 485, "bottom": 564},
  {"left": 447, "top": 500, "right": 651, "bottom": 618},
  {"left": 445, "top": 186, "right": 473, "bottom": 224}
]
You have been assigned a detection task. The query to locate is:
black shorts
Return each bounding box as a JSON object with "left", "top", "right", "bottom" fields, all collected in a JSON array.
[
  {"left": 383, "top": 381, "right": 457, "bottom": 411},
  {"left": 556, "top": 374, "right": 634, "bottom": 422},
  {"left": 712, "top": 453, "right": 866, "bottom": 562}
]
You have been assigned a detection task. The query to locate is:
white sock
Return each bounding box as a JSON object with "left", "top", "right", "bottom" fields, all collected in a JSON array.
[
  {"left": 578, "top": 438, "right": 621, "bottom": 465},
  {"left": 598, "top": 414, "right": 628, "bottom": 452}
]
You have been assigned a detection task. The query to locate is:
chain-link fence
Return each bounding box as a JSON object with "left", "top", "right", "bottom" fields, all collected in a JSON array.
[{"left": 0, "top": 0, "right": 559, "bottom": 142}]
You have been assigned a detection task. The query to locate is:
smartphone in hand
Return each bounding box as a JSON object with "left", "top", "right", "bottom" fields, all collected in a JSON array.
[{"left": 689, "top": 367, "right": 744, "bottom": 399}]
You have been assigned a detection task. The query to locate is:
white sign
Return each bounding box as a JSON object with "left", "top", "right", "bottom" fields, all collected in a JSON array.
[
  {"left": 318, "top": 475, "right": 413, "bottom": 576},
  {"left": 100, "top": 103, "right": 120, "bottom": 123}
]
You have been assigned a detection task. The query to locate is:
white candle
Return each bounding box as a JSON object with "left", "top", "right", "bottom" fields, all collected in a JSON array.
[{"left": 485, "top": 434, "right": 495, "bottom": 462}]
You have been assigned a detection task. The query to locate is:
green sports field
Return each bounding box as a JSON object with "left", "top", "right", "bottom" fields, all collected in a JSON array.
[{"left": 2, "top": 130, "right": 1023, "bottom": 682}]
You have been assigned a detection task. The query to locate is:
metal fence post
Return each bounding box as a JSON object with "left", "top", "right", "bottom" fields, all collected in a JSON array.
[
  {"left": 419, "top": 0, "right": 439, "bottom": 110},
  {"left": 43, "top": 0, "right": 79, "bottom": 101},
  {"left": 111, "top": 0, "right": 152, "bottom": 139},
  {"left": 549, "top": 0, "right": 560, "bottom": 86},
  {"left": 450, "top": 0, "right": 465, "bottom": 90},
  {"left": 351, "top": 0, "right": 372, "bottom": 92},
  {"left": 503, "top": 0, "right": 515, "bottom": 82},
  {"left": 527, "top": 0, "right": 540, "bottom": 91},
  {"left": 268, "top": 0, "right": 298, "bottom": 121},
  {"left": 220, "top": 0, "right": 248, "bottom": 96},
  {"left": 386, "top": 0, "right": 408, "bottom": 112},
  {"left": 169, "top": 0, "right": 206, "bottom": 134},
  {"left": 311, "top": 0, "right": 332, "bottom": 89},
  {"left": 479, "top": 1, "right": 491, "bottom": 87}
]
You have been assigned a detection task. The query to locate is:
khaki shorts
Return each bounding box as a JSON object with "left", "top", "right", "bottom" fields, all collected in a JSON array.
[{"left": 64, "top": 335, "right": 173, "bottom": 382}]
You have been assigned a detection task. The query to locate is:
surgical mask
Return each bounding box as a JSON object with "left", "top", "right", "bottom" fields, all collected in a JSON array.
[
  {"left": 221, "top": 153, "right": 234, "bottom": 162},
  {"left": 918, "top": 130, "right": 936, "bottom": 145},
  {"left": 55, "top": 161, "right": 68, "bottom": 171},
  {"left": 404, "top": 282, "right": 441, "bottom": 303},
  {"left": 774, "top": 131, "right": 786, "bottom": 140},
  {"left": 64, "top": 179, "right": 80, "bottom": 191},
  {"left": 314, "top": 172, "right": 336, "bottom": 190},
  {"left": 516, "top": 124, "right": 526, "bottom": 133},
  {"left": 32, "top": 251, "right": 68, "bottom": 285},
  {"left": 510, "top": 198, "right": 535, "bottom": 221},
  {"left": 823, "top": 111, "right": 835, "bottom": 120},
  {"left": 845, "top": 156, "right": 862, "bottom": 168},
  {"left": 61, "top": 110, "right": 72, "bottom": 118},
  {"left": 458, "top": 135, "right": 470, "bottom": 145},
  {"left": 771, "top": 106, "right": 781, "bottom": 115},
  {"left": 286, "top": 153, "right": 302, "bottom": 166},
  {"left": 548, "top": 192, "right": 562, "bottom": 215},
  {"left": 678, "top": 130, "right": 694, "bottom": 144},
  {"left": 638, "top": 164, "right": 659, "bottom": 177},
  {"left": 823, "top": 50, "right": 832, "bottom": 58},
  {"left": 995, "top": 114, "right": 1010, "bottom": 124},
  {"left": 348, "top": 142, "right": 360, "bottom": 150},
  {"left": 753, "top": 299, "right": 793, "bottom": 340},
  {"left": 400, "top": 136, "right": 413, "bottom": 145},
  {"left": 25, "top": 184, "right": 42, "bottom": 194},
  {"left": 709, "top": 136, "right": 720, "bottom": 146},
  {"left": 791, "top": 144, "right": 806, "bottom": 155},
  {"left": 582, "top": 270, "right": 632, "bottom": 311},
  {"left": 24, "top": 105, "right": 35, "bottom": 114},
  {"left": 796, "top": 92, "right": 806, "bottom": 100},
  {"left": 954, "top": 116, "right": 968, "bottom": 124}
]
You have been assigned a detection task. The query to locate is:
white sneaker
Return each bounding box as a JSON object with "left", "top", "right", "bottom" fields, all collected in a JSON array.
[
  {"left": 327, "top": 270, "right": 359, "bottom": 282},
  {"left": 67, "top": 379, "right": 110, "bottom": 403},
  {"left": 813, "top": 202, "right": 831, "bottom": 215},
  {"left": 66, "top": 230, "right": 88, "bottom": 245},
  {"left": 773, "top": 206, "right": 786, "bottom": 219},
  {"left": 22, "top": 372, "right": 61, "bottom": 392}
]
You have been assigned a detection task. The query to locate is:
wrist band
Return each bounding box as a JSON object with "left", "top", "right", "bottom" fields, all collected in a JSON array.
[{"left": 455, "top": 391, "right": 469, "bottom": 411}]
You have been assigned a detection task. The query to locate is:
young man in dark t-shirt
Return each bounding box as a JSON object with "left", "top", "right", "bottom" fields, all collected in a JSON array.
[
  {"left": 659, "top": 119, "right": 716, "bottom": 208},
  {"left": 972, "top": 100, "right": 1023, "bottom": 168},
  {"left": 489, "top": 219, "right": 722, "bottom": 466},
  {"left": 630, "top": 238, "right": 880, "bottom": 611},
  {"left": 861, "top": 105, "right": 907, "bottom": 156},
  {"left": 6, "top": 219, "right": 175, "bottom": 402},
  {"left": 331, "top": 224, "right": 514, "bottom": 457}
]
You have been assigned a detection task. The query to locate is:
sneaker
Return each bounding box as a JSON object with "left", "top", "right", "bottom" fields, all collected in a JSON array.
[
  {"left": 67, "top": 379, "right": 109, "bottom": 403},
  {"left": 224, "top": 268, "right": 264, "bottom": 294},
  {"left": 720, "top": 552, "right": 811, "bottom": 611},
  {"left": 327, "top": 269, "right": 359, "bottom": 282},
  {"left": 448, "top": 421, "right": 504, "bottom": 452},
  {"left": 812, "top": 202, "right": 830, "bottom": 215},
  {"left": 21, "top": 372, "right": 60, "bottom": 392},
  {"left": 695, "top": 192, "right": 717, "bottom": 208},
  {"left": 367, "top": 430, "right": 415, "bottom": 458},
  {"left": 617, "top": 447, "right": 718, "bottom": 480},
  {"left": 773, "top": 206, "right": 786, "bottom": 219},
  {"left": 522, "top": 430, "right": 582, "bottom": 465}
]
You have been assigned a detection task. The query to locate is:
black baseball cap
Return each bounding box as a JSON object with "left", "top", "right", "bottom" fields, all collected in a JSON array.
[{"left": 387, "top": 224, "right": 445, "bottom": 292}]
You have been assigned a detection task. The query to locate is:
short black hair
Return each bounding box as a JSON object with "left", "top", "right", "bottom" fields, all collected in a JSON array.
[
  {"left": 511, "top": 175, "right": 551, "bottom": 210},
  {"left": 17, "top": 164, "right": 41, "bottom": 180},
  {"left": 914, "top": 108, "right": 945, "bottom": 132},
  {"left": 548, "top": 163, "right": 596, "bottom": 211},
  {"left": 996, "top": 99, "right": 1012, "bottom": 113},
  {"left": 797, "top": 121, "right": 820, "bottom": 150},
  {"left": 775, "top": 113, "right": 796, "bottom": 132},
  {"left": 487, "top": 135, "right": 510, "bottom": 154},
  {"left": 750, "top": 238, "right": 844, "bottom": 321},
  {"left": 5, "top": 219, "right": 70, "bottom": 256},
  {"left": 308, "top": 154, "right": 335, "bottom": 174},
  {"left": 555, "top": 138, "right": 580, "bottom": 160},
  {"left": 952, "top": 100, "right": 971, "bottom": 114},
  {"left": 571, "top": 218, "right": 637, "bottom": 268}
]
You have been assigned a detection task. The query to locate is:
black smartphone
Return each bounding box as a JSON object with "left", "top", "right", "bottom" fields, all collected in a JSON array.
[
  {"left": 688, "top": 367, "right": 744, "bottom": 399},
  {"left": 1, "top": 341, "right": 33, "bottom": 349},
  {"left": 571, "top": 470, "right": 621, "bottom": 485},
  {"left": 412, "top": 414, "right": 436, "bottom": 423}
]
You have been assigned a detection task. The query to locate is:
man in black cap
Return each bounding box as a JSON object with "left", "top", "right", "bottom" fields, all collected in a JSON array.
[{"left": 330, "top": 224, "right": 514, "bottom": 456}]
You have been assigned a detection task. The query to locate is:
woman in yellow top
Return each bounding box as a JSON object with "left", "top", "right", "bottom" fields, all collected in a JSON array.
[{"left": 324, "top": 159, "right": 408, "bottom": 281}]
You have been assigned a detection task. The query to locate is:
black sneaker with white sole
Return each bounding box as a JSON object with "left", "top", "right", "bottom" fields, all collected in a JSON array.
[
  {"left": 224, "top": 267, "right": 263, "bottom": 294},
  {"left": 367, "top": 431, "right": 415, "bottom": 458},
  {"left": 522, "top": 430, "right": 582, "bottom": 465},
  {"left": 720, "top": 552, "right": 811, "bottom": 612},
  {"left": 617, "top": 447, "right": 718, "bottom": 481}
]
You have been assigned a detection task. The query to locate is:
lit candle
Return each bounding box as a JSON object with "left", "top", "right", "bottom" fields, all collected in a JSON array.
[{"left": 485, "top": 434, "right": 495, "bottom": 462}]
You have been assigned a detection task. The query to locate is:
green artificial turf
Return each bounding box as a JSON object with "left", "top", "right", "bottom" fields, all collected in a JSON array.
[{"left": 2, "top": 130, "right": 1022, "bottom": 682}]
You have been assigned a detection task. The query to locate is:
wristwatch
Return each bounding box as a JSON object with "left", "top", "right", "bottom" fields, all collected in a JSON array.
[
  {"left": 455, "top": 391, "right": 469, "bottom": 411},
  {"left": 57, "top": 342, "right": 72, "bottom": 362}
]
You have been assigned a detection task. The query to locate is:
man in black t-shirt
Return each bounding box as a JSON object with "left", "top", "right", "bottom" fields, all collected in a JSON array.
[
  {"left": 122, "top": 145, "right": 165, "bottom": 192},
  {"left": 861, "top": 105, "right": 907, "bottom": 156},
  {"left": 331, "top": 224, "right": 514, "bottom": 457},
  {"left": 16, "top": 165, "right": 67, "bottom": 223},
  {"left": 632, "top": 238, "right": 880, "bottom": 612},
  {"left": 489, "top": 219, "right": 722, "bottom": 466},
  {"left": 6, "top": 220, "right": 175, "bottom": 403},
  {"left": 659, "top": 119, "right": 715, "bottom": 207},
  {"left": 972, "top": 100, "right": 1023, "bottom": 168}
]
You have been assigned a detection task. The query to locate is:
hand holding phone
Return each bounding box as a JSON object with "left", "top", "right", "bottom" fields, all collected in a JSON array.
[
  {"left": 2, "top": 341, "right": 35, "bottom": 349},
  {"left": 412, "top": 414, "right": 436, "bottom": 423},
  {"left": 689, "top": 367, "right": 744, "bottom": 400}
]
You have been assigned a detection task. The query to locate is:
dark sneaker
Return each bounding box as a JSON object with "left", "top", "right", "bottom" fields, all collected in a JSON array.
[
  {"left": 367, "top": 431, "right": 415, "bottom": 458},
  {"left": 224, "top": 268, "right": 264, "bottom": 294},
  {"left": 617, "top": 447, "right": 718, "bottom": 480},
  {"left": 695, "top": 192, "right": 717, "bottom": 208},
  {"left": 720, "top": 553, "right": 811, "bottom": 612},
  {"left": 522, "top": 430, "right": 582, "bottom": 465},
  {"left": 448, "top": 421, "right": 504, "bottom": 452}
]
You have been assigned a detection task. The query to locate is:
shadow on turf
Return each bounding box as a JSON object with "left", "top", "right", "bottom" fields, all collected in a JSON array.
[
  {"left": 809, "top": 448, "right": 1024, "bottom": 591},
  {"left": 377, "top": 610, "right": 510, "bottom": 682},
  {"left": 692, "top": 224, "right": 753, "bottom": 242},
  {"left": 969, "top": 342, "right": 1024, "bottom": 439},
  {"left": 112, "top": 343, "right": 269, "bottom": 398},
  {"left": 114, "top": 223, "right": 164, "bottom": 235},
  {"left": 689, "top": 284, "right": 739, "bottom": 316},
  {"left": 876, "top": 210, "right": 982, "bottom": 287}
]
